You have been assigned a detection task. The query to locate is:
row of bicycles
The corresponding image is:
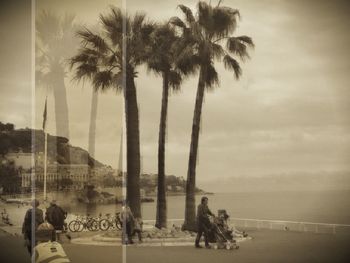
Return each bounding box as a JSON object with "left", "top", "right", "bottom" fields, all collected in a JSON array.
[{"left": 68, "top": 213, "right": 123, "bottom": 232}]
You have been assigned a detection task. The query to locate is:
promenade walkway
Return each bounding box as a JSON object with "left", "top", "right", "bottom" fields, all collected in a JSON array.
[{"left": 1, "top": 227, "right": 349, "bottom": 263}]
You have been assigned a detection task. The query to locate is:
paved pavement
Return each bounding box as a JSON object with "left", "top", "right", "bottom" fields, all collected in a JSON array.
[{"left": 1, "top": 227, "right": 349, "bottom": 263}]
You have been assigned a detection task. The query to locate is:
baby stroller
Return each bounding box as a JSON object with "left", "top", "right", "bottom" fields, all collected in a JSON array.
[
  {"left": 206, "top": 210, "right": 240, "bottom": 250},
  {"left": 34, "top": 222, "right": 71, "bottom": 263}
]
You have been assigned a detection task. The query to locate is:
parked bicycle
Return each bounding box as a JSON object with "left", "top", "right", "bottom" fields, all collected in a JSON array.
[
  {"left": 68, "top": 214, "right": 99, "bottom": 232},
  {"left": 99, "top": 212, "right": 122, "bottom": 231}
]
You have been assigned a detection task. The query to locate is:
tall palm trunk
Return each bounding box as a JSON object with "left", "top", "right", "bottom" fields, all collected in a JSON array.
[
  {"left": 87, "top": 90, "right": 98, "bottom": 188},
  {"left": 88, "top": 90, "right": 98, "bottom": 160},
  {"left": 124, "top": 74, "right": 141, "bottom": 218},
  {"left": 51, "top": 68, "right": 70, "bottom": 202},
  {"left": 156, "top": 72, "right": 169, "bottom": 229},
  {"left": 52, "top": 70, "right": 70, "bottom": 141},
  {"left": 183, "top": 66, "right": 206, "bottom": 231}
]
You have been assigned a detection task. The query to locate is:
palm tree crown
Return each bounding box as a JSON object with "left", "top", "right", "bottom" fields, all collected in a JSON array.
[
  {"left": 147, "top": 23, "right": 192, "bottom": 89},
  {"left": 70, "top": 8, "right": 154, "bottom": 92},
  {"left": 171, "top": 2, "right": 254, "bottom": 87}
]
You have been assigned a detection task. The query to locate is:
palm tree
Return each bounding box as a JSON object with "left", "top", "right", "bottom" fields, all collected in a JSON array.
[
  {"left": 171, "top": 1, "right": 254, "bottom": 230},
  {"left": 70, "top": 7, "right": 154, "bottom": 217},
  {"left": 147, "top": 23, "right": 198, "bottom": 229},
  {"left": 36, "top": 11, "right": 78, "bottom": 141}
]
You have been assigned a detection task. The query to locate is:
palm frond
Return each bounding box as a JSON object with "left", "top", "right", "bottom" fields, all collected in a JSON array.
[
  {"left": 178, "top": 4, "right": 195, "bottom": 24},
  {"left": 132, "top": 12, "right": 146, "bottom": 33},
  {"left": 198, "top": 1, "right": 213, "bottom": 30},
  {"left": 128, "top": 18, "right": 155, "bottom": 67},
  {"left": 212, "top": 6, "right": 240, "bottom": 38},
  {"left": 111, "top": 72, "right": 123, "bottom": 91},
  {"left": 92, "top": 70, "right": 113, "bottom": 91},
  {"left": 36, "top": 11, "right": 61, "bottom": 44},
  {"left": 236, "top": 35, "right": 255, "bottom": 48},
  {"left": 176, "top": 45, "right": 200, "bottom": 75},
  {"left": 146, "top": 56, "right": 163, "bottom": 74},
  {"left": 223, "top": 54, "right": 241, "bottom": 79},
  {"left": 74, "top": 64, "right": 98, "bottom": 81},
  {"left": 168, "top": 70, "right": 182, "bottom": 91},
  {"left": 100, "top": 7, "right": 124, "bottom": 46},
  {"left": 204, "top": 63, "right": 219, "bottom": 89},
  {"left": 61, "top": 13, "right": 76, "bottom": 33},
  {"left": 226, "top": 37, "right": 251, "bottom": 61},
  {"left": 70, "top": 48, "right": 101, "bottom": 69},
  {"left": 169, "top": 16, "right": 187, "bottom": 29},
  {"left": 104, "top": 53, "right": 119, "bottom": 67},
  {"left": 140, "top": 22, "right": 155, "bottom": 40},
  {"left": 77, "top": 28, "right": 109, "bottom": 53},
  {"left": 211, "top": 42, "right": 225, "bottom": 60}
]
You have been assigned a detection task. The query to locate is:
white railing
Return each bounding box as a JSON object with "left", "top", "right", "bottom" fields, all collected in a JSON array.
[
  {"left": 229, "top": 217, "right": 350, "bottom": 234},
  {"left": 144, "top": 218, "right": 350, "bottom": 235}
]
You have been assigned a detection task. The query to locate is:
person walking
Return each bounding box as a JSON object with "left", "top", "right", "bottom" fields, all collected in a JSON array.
[
  {"left": 22, "top": 199, "right": 44, "bottom": 254},
  {"left": 45, "top": 200, "right": 66, "bottom": 231},
  {"left": 120, "top": 203, "right": 135, "bottom": 244},
  {"left": 195, "top": 196, "right": 214, "bottom": 249}
]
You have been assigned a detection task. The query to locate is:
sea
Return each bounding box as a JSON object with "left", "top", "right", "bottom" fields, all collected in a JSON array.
[{"left": 2, "top": 190, "right": 350, "bottom": 227}]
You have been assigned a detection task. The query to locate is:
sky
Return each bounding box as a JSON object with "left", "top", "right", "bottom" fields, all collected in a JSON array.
[{"left": 0, "top": 0, "right": 349, "bottom": 192}]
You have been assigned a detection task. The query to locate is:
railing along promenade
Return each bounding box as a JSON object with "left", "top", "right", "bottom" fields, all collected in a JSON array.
[{"left": 143, "top": 218, "right": 350, "bottom": 235}]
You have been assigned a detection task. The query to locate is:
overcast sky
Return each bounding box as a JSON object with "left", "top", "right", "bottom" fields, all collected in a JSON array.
[{"left": 1, "top": 0, "right": 349, "bottom": 192}]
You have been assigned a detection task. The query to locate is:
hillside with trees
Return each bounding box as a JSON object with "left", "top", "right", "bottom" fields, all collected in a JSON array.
[{"left": 0, "top": 121, "right": 103, "bottom": 167}]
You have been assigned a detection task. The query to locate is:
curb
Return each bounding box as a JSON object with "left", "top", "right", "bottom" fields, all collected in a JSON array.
[
  {"left": 71, "top": 235, "right": 251, "bottom": 247},
  {"left": 0, "top": 225, "right": 22, "bottom": 236},
  {"left": 92, "top": 235, "right": 195, "bottom": 243},
  {"left": 71, "top": 235, "right": 195, "bottom": 246}
]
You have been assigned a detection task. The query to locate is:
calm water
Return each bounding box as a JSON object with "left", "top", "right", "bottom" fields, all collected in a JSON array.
[
  {"left": 2, "top": 190, "right": 350, "bottom": 226},
  {"left": 141, "top": 190, "right": 350, "bottom": 224}
]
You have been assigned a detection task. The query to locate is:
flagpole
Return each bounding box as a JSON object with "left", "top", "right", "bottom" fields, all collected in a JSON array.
[
  {"left": 43, "top": 96, "right": 48, "bottom": 201},
  {"left": 44, "top": 131, "right": 47, "bottom": 201}
]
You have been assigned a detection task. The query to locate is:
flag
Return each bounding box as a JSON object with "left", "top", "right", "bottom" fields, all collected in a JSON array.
[{"left": 42, "top": 97, "right": 47, "bottom": 130}]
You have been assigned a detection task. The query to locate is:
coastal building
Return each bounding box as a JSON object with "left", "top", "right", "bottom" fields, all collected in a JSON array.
[
  {"left": 5, "top": 151, "right": 51, "bottom": 170},
  {"left": 5, "top": 151, "right": 32, "bottom": 170},
  {"left": 20, "top": 163, "right": 93, "bottom": 191}
]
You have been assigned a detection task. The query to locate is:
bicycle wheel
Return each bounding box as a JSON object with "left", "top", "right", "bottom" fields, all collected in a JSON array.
[
  {"left": 115, "top": 219, "right": 122, "bottom": 230},
  {"left": 68, "top": 220, "right": 82, "bottom": 232},
  {"left": 99, "top": 219, "right": 110, "bottom": 231},
  {"left": 68, "top": 220, "right": 76, "bottom": 232},
  {"left": 75, "top": 221, "right": 84, "bottom": 232},
  {"left": 87, "top": 219, "right": 99, "bottom": 231}
]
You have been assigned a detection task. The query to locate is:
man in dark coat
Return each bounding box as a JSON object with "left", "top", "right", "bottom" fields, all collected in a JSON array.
[
  {"left": 195, "top": 196, "right": 214, "bottom": 248},
  {"left": 45, "top": 200, "right": 66, "bottom": 231},
  {"left": 22, "top": 199, "right": 44, "bottom": 254}
]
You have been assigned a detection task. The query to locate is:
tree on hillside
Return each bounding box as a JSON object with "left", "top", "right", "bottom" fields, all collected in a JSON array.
[
  {"left": 70, "top": 7, "right": 154, "bottom": 217},
  {"left": 171, "top": 1, "right": 254, "bottom": 230},
  {"left": 0, "top": 162, "right": 21, "bottom": 194}
]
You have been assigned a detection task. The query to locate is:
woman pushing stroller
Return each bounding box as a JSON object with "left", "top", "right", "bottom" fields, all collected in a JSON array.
[
  {"left": 194, "top": 197, "right": 244, "bottom": 250},
  {"left": 195, "top": 196, "right": 214, "bottom": 248}
]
